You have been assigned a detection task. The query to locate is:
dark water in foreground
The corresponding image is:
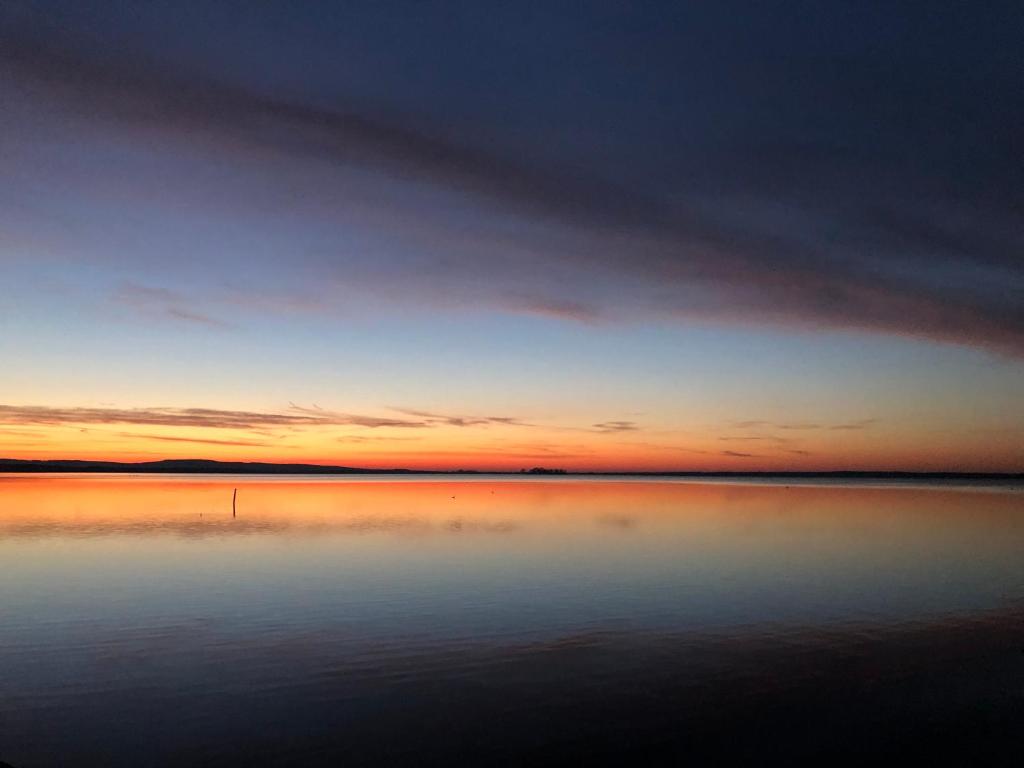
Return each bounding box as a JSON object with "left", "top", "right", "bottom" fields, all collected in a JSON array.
[{"left": 1, "top": 475, "right": 1023, "bottom": 766}]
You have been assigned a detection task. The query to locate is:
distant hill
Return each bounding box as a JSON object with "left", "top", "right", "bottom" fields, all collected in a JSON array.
[
  {"left": 0, "top": 458, "right": 1020, "bottom": 480},
  {"left": 0, "top": 458, "right": 420, "bottom": 474}
]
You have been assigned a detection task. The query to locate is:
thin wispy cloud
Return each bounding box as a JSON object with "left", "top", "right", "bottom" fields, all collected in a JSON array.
[
  {"left": 287, "top": 406, "right": 430, "bottom": 429},
  {"left": 619, "top": 442, "right": 711, "bottom": 455},
  {"left": 591, "top": 421, "right": 640, "bottom": 434},
  {"left": 506, "top": 298, "right": 604, "bottom": 324},
  {"left": 732, "top": 421, "right": 770, "bottom": 430},
  {"left": 390, "top": 408, "right": 532, "bottom": 428},
  {"left": 114, "top": 432, "right": 272, "bottom": 448},
  {"left": 730, "top": 419, "right": 878, "bottom": 432},
  {"left": 113, "top": 283, "right": 230, "bottom": 329},
  {"left": 164, "top": 307, "right": 227, "bottom": 328},
  {"left": 829, "top": 419, "right": 879, "bottom": 431}
]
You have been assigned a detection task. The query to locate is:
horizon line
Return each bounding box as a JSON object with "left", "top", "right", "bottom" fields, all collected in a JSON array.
[{"left": 1, "top": 458, "right": 1021, "bottom": 480}]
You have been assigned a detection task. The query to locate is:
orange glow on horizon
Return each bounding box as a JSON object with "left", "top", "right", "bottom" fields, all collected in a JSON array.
[
  {"left": 1, "top": 410, "right": 1022, "bottom": 473},
  {"left": 2, "top": 433, "right": 1021, "bottom": 473}
]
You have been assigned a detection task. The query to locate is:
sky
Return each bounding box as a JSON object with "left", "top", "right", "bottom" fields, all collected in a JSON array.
[{"left": 1, "top": 1, "right": 1022, "bottom": 472}]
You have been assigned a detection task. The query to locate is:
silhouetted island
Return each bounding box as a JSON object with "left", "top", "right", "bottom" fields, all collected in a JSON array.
[
  {"left": 0, "top": 458, "right": 1020, "bottom": 481},
  {"left": 0, "top": 458, "right": 416, "bottom": 475}
]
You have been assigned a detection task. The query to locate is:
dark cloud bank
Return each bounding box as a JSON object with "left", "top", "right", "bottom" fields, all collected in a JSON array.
[{"left": 2, "top": 2, "right": 1022, "bottom": 354}]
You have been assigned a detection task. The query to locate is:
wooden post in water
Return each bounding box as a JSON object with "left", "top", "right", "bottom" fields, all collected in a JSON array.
[{"left": 232, "top": 488, "right": 237, "bottom": 518}]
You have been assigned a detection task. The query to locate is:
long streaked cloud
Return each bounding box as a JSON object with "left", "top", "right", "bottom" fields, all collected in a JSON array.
[
  {"left": 591, "top": 421, "right": 640, "bottom": 434},
  {"left": 729, "top": 419, "right": 878, "bottom": 432},
  {"left": 1, "top": 11, "right": 1022, "bottom": 355},
  {"left": 0, "top": 403, "right": 638, "bottom": 438},
  {"left": 390, "top": 408, "right": 532, "bottom": 428},
  {"left": 114, "top": 432, "right": 272, "bottom": 448},
  {"left": 113, "top": 282, "right": 230, "bottom": 329},
  {"left": 829, "top": 419, "right": 879, "bottom": 431},
  {"left": 0, "top": 404, "right": 429, "bottom": 430}
]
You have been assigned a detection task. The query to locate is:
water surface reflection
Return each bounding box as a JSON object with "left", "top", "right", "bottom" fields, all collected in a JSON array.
[{"left": 1, "top": 476, "right": 1022, "bottom": 765}]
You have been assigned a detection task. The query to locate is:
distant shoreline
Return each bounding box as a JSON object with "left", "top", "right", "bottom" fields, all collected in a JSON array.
[{"left": 1, "top": 458, "right": 1020, "bottom": 481}]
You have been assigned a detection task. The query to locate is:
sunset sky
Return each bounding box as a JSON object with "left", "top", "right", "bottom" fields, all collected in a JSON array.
[{"left": 2, "top": 1, "right": 1022, "bottom": 472}]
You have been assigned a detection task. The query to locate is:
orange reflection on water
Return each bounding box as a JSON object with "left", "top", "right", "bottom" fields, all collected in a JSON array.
[{"left": 2, "top": 475, "right": 1022, "bottom": 548}]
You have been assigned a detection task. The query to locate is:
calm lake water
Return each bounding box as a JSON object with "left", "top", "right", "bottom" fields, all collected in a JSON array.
[{"left": 2, "top": 475, "right": 1023, "bottom": 765}]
